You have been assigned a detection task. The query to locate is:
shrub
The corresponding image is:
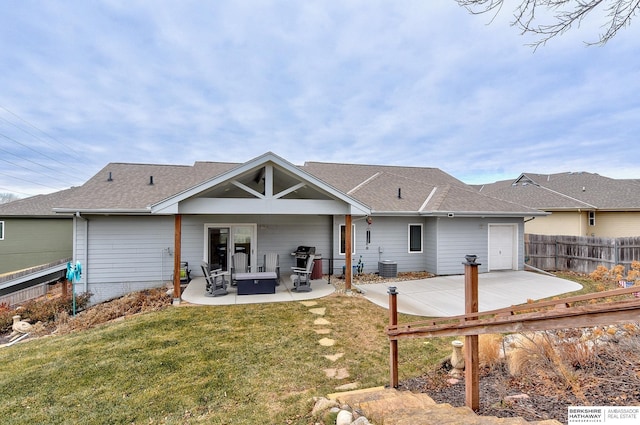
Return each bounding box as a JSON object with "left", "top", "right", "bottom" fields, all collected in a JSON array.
[
  {"left": 0, "top": 293, "right": 91, "bottom": 333},
  {"left": 589, "top": 262, "right": 640, "bottom": 286}
]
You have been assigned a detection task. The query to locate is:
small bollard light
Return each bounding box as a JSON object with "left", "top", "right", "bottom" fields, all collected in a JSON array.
[
  {"left": 464, "top": 254, "right": 478, "bottom": 265},
  {"left": 387, "top": 286, "right": 397, "bottom": 295}
]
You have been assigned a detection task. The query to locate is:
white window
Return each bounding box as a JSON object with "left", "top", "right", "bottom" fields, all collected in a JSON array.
[
  {"left": 339, "top": 224, "right": 356, "bottom": 255},
  {"left": 588, "top": 211, "right": 596, "bottom": 226},
  {"left": 0, "top": 221, "right": 4, "bottom": 240},
  {"left": 408, "top": 224, "right": 422, "bottom": 253}
]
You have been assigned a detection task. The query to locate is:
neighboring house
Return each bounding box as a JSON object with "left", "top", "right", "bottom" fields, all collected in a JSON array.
[
  {"left": 49, "top": 152, "right": 544, "bottom": 304},
  {"left": 0, "top": 188, "right": 76, "bottom": 275},
  {"left": 475, "top": 172, "right": 640, "bottom": 237}
]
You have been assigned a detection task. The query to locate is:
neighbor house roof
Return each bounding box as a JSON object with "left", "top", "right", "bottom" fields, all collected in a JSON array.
[
  {"left": 9, "top": 152, "right": 543, "bottom": 217},
  {"left": 475, "top": 172, "right": 640, "bottom": 211},
  {"left": 0, "top": 187, "right": 79, "bottom": 217}
]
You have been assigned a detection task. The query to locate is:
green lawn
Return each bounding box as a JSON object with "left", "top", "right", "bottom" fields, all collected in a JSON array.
[{"left": 0, "top": 294, "right": 446, "bottom": 424}]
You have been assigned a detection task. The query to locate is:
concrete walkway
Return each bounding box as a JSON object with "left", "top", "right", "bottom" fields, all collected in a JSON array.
[
  {"left": 355, "top": 270, "right": 583, "bottom": 317},
  {"left": 181, "top": 274, "right": 335, "bottom": 305}
]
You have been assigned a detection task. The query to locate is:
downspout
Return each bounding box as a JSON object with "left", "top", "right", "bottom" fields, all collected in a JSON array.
[
  {"left": 75, "top": 212, "right": 89, "bottom": 293},
  {"left": 328, "top": 215, "right": 333, "bottom": 285}
]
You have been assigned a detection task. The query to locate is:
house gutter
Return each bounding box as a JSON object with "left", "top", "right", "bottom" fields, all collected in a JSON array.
[
  {"left": 370, "top": 210, "right": 549, "bottom": 217},
  {"left": 54, "top": 208, "right": 152, "bottom": 215}
]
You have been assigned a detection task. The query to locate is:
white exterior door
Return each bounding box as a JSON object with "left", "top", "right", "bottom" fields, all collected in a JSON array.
[{"left": 489, "top": 224, "right": 516, "bottom": 271}]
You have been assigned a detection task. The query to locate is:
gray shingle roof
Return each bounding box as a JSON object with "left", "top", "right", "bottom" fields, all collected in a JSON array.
[
  {"left": 2, "top": 156, "right": 543, "bottom": 216},
  {"left": 477, "top": 172, "right": 640, "bottom": 210},
  {"left": 56, "top": 161, "right": 239, "bottom": 211},
  {"left": 301, "top": 162, "right": 541, "bottom": 215}
]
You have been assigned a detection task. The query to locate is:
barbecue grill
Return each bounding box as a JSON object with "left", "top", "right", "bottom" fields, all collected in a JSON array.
[{"left": 291, "top": 246, "right": 315, "bottom": 268}]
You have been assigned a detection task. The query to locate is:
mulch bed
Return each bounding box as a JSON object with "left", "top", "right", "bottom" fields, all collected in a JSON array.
[{"left": 400, "top": 346, "right": 640, "bottom": 424}]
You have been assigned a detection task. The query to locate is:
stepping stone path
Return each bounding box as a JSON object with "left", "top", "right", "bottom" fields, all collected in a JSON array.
[
  {"left": 300, "top": 300, "right": 359, "bottom": 390},
  {"left": 304, "top": 304, "right": 564, "bottom": 424}
]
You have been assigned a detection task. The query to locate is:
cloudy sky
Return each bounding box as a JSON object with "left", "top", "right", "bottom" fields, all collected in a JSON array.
[{"left": 1, "top": 1, "right": 639, "bottom": 197}]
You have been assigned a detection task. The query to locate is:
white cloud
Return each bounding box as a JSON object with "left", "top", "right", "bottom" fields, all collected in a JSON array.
[{"left": 0, "top": 0, "right": 639, "bottom": 196}]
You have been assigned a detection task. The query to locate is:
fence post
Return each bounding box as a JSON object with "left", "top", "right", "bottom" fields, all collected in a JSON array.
[
  {"left": 463, "top": 255, "right": 480, "bottom": 411},
  {"left": 388, "top": 286, "right": 398, "bottom": 388}
]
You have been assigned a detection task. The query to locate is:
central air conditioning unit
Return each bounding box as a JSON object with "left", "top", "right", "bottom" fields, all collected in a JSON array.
[{"left": 378, "top": 260, "right": 397, "bottom": 278}]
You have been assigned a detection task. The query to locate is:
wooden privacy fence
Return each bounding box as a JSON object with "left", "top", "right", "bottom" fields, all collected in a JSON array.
[{"left": 525, "top": 234, "right": 640, "bottom": 274}]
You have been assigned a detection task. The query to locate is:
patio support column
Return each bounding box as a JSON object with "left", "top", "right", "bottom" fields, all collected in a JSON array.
[
  {"left": 345, "top": 214, "right": 352, "bottom": 290},
  {"left": 463, "top": 254, "right": 480, "bottom": 411},
  {"left": 173, "top": 214, "right": 182, "bottom": 305}
]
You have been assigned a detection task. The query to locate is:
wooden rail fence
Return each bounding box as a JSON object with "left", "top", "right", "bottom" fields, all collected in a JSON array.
[
  {"left": 386, "top": 285, "right": 640, "bottom": 340},
  {"left": 386, "top": 259, "right": 640, "bottom": 412},
  {"left": 525, "top": 234, "right": 640, "bottom": 274}
]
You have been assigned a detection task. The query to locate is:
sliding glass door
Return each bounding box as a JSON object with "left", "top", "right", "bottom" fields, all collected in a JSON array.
[{"left": 206, "top": 224, "right": 256, "bottom": 271}]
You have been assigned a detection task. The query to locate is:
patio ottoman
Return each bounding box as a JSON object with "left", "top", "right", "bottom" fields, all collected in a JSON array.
[{"left": 235, "top": 272, "right": 277, "bottom": 295}]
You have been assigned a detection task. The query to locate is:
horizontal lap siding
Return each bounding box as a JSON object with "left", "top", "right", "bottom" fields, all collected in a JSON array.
[
  {"left": 435, "top": 218, "right": 487, "bottom": 275},
  {"left": 333, "top": 216, "right": 429, "bottom": 275},
  {"left": 85, "top": 216, "right": 174, "bottom": 303},
  {"left": 0, "top": 218, "right": 72, "bottom": 274},
  {"left": 181, "top": 215, "right": 332, "bottom": 276},
  {"left": 592, "top": 212, "right": 640, "bottom": 238},
  {"left": 526, "top": 211, "right": 584, "bottom": 236},
  {"left": 424, "top": 218, "right": 438, "bottom": 273},
  {"left": 434, "top": 217, "right": 523, "bottom": 275},
  {"left": 257, "top": 215, "right": 331, "bottom": 272}
]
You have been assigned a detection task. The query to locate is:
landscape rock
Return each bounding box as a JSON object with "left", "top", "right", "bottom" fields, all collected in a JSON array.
[
  {"left": 335, "top": 409, "right": 353, "bottom": 425},
  {"left": 504, "top": 393, "right": 530, "bottom": 402},
  {"left": 311, "top": 397, "right": 338, "bottom": 416}
]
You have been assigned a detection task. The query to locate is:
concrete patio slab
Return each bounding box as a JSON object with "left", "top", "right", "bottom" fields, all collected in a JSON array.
[
  {"left": 181, "top": 274, "right": 335, "bottom": 305},
  {"left": 355, "top": 270, "right": 583, "bottom": 317}
]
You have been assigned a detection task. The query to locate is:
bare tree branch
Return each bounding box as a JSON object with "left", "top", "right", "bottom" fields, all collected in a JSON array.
[{"left": 456, "top": 0, "right": 639, "bottom": 47}]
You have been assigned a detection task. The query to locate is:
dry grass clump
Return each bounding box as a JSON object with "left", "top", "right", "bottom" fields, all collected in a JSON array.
[
  {"left": 501, "top": 325, "right": 640, "bottom": 406},
  {"left": 56, "top": 288, "right": 172, "bottom": 334},
  {"left": 478, "top": 334, "right": 503, "bottom": 368},
  {"left": 0, "top": 292, "right": 91, "bottom": 334},
  {"left": 506, "top": 333, "right": 555, "bottom": 377}
]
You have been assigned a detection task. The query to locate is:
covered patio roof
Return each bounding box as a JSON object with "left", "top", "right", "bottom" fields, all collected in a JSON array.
[{"left": 151, "top": 152, "right": 371, "bottom": 216}]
